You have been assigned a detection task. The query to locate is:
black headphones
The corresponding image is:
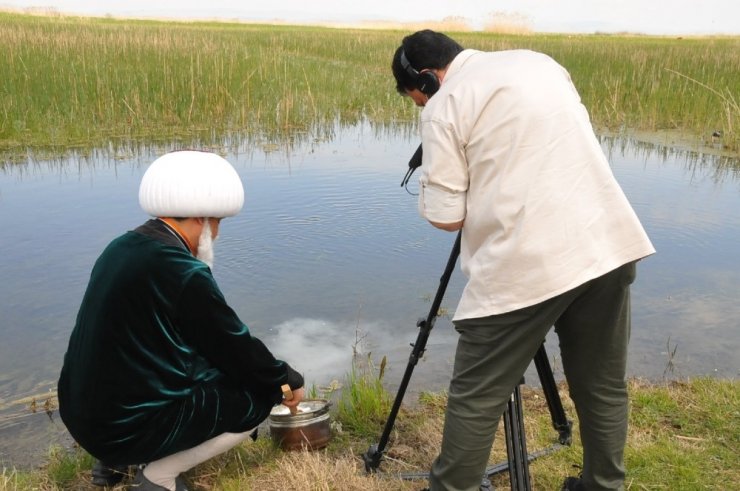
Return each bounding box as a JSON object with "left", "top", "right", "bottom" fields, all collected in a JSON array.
[{"left": 400, "top": 49, "right": 440, "bottom": 97}]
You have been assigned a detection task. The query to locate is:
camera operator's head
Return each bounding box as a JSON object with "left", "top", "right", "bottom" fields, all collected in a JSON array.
[{"left": 391, "top": 30, "right": 464, "bottom": 106}]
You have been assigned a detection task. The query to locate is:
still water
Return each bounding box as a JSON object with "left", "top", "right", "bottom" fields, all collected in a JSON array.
[{"left": 1, "top": 124, "right": 739, "bottom": 468}]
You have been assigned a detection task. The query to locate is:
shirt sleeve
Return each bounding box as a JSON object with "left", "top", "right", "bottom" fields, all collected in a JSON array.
[
  {"left": 418, "top": 119, "right": 468, "bottom": 224},
  {"left": 177, "top": 269, "right": 304, "bottom": 400}
]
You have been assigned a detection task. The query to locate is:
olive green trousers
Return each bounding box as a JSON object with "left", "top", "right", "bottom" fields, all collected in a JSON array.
[{"left": 429, "top": 262, "right": 636, "bottom": 491}]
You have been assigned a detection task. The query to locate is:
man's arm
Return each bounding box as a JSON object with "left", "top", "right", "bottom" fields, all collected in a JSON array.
[
  {"left": 179, "top": 269, "right": 304, "bottom": 402},
  {"left": 418, "top": 121, "right": 468, "bottom": 229}
]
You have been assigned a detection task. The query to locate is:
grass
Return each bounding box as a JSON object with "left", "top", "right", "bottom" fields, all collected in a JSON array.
[
  {"left": 1, "top": 11, "right": 738, "bottom": 161},
  {"left": 336, "top": 355, "right": 392, "bottom": 439},
  {"left": 1, "top": 360, "right": 737, "bottom": 490}
]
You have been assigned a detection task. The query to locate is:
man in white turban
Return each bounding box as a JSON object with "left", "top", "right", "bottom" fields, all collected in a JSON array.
[{"left": 58, "top": 151, "right": 305, "bottom": 491}]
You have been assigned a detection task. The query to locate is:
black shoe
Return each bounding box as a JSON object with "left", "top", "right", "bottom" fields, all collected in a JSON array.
[
  {"left": 91, "top": 460, "right": 129, "bottom": 487},
  {"left": 562, "top": 476, "right": 585, "bottom": 491},
  {"left": 130, "top": 468, "right": 189, "bottom": 491}
]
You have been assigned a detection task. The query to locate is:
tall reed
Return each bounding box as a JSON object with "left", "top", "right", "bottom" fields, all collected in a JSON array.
[{"left": 1, "top": 12, "right": 738, "bottom": 158}]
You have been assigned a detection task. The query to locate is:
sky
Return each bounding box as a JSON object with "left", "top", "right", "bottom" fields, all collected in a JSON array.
[{"left": 1, "top": 0, "right": 739, "bottom": 35}]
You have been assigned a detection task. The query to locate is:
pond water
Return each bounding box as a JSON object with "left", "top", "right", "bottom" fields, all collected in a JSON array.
[{"left": 1, "top": 124, "right": 738, "bottom": 469}]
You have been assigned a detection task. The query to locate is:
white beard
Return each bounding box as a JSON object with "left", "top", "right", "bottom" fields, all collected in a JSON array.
[{"left": 196, "top": 219, "right": 216, "bottom": 269}]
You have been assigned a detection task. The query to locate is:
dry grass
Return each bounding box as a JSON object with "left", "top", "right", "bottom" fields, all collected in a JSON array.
[
  {"left": 210, "top": 384, "right": 579, "bottom": 491},
  {"left": 1, "top": 374, "right": 737, "bottom": 490},
  {"left": 482, "top": 12, "right": 533, "bottom": 35},
  {"left": 231, "top": 450, "right": 411, "bottom": 491}
]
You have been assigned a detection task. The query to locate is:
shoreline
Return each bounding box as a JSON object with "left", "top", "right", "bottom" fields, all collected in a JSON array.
[
  {"left": 1, "top": 377, "right": 738, "bottom": 490},
  {"left": 597, "top": 127, "right": 738, "bottom": 160},
  {"left": 3, "top": 372, "right": 739, "bottom": 471}
]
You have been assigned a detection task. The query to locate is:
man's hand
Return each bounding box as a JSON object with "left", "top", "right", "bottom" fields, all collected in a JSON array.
[
  {"left": 281, "top": 385, "right": 305, "bottom": 414},
  {"left": 430, "top": 219, "right": 464, "bottom": 231}
]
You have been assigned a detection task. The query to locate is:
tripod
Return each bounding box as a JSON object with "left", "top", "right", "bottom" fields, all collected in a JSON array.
[{"left": 363, "top": 231, "right": 572, "bottom": 490}]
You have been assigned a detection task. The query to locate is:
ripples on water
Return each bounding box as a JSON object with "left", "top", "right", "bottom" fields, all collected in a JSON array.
[{"left": 0, "top": 126, "right": 738, "bottom": 468}]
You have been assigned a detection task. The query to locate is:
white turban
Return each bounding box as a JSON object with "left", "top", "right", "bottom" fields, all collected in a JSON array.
[{"left": 139, "top": 151, "right": 244, "bottom": 218}]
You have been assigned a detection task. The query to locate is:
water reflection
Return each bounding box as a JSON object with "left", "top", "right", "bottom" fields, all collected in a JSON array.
[
  {"left": 599, "top": 133, "right": 740, "bottom": 182},
  {"left": 0, "top": 125, "right": 738, "bottom": 469},
  {"left": 0, "top": 118, "right": 422, "bottom": 171}
]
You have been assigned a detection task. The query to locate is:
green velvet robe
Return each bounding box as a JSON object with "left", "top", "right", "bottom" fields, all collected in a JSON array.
[{"left": 58, "top": 219, "right": 303, "bottom": 464}]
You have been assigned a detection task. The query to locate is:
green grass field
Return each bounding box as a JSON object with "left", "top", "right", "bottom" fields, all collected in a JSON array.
[
  {"left": 1, "top": 12, "right": 738, "bottom": 160},
  {"left": 1, "top": 368, "right": 737, "bottom": 490}
]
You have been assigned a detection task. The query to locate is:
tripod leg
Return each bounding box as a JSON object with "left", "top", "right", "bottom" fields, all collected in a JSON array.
[
  {"left": 363, "top": 232, "right": 462, "bottom": 473},
  {"left": 503, "top": 379, "right": 531, "bottom": 491},
  {"left": 479, "top": 348, "right": 572, "bottom": 487},
  {"left": 534, "top": 345, "right": 572, "bottom": 445}
]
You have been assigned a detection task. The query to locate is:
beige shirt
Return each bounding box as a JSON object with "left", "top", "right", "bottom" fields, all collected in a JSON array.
[{"left": 418, "top": 49, "right": 655, "bottom": 320}]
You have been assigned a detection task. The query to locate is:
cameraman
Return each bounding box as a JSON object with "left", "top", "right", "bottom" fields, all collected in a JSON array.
[{"left": 391, "top": 30, "right": 654, "bottom": 491}]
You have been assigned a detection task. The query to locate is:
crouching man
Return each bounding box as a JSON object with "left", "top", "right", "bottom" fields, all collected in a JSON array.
[{"left": 58, "top": 150, "right": 304, "bottom": 490}]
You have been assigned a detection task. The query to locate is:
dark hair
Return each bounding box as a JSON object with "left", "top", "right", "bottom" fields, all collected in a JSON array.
[{"left": 392, "top": 30, "right": 464, "bottom": 94}]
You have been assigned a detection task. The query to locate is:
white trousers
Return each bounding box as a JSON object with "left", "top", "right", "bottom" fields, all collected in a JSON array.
[{"left": 143, "top": 429, "right": 255, "bottom": 490}]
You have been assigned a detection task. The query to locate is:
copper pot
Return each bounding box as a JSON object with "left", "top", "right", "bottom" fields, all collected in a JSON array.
[{"left": 268, "top": 399, "right": 332, "bottom": 451}]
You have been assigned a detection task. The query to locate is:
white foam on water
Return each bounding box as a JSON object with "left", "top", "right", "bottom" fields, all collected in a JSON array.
[{"left": 268, "top": 317, "right": 384, "bottom": 387}]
